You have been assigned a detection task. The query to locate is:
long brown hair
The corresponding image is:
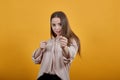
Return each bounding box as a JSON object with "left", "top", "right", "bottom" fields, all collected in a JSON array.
[{"left": 50, "top": 11, "right": 80, "bottom": 55}]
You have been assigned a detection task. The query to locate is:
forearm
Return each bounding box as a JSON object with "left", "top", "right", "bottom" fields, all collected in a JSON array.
[
  {"left": 62, "top": 45, "right": 78, "bottom": 58},
  {"left": 32, "top": 48, "right": 43, "bottom": 64},
  {"left": 62, "top": 46, "right": 70, "bottom": 58},
  {"left": 33, "top": 48, "right": 41, "bottom": 58}
]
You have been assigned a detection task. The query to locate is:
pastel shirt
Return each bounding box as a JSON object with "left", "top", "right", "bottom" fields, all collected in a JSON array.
[{"left": 32, "top": 38, "right": 78, "bottom": 80}]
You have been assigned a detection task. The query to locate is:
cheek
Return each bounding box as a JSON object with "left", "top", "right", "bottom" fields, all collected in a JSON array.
[
  {"left": 59, "top": 27, "right": 62, "bottom": 32},
  {"left": 60, "top": 27, "right": 62, "bottom": 30},
  {"left": 51, "top": 27, "right": 55, "bottom": 32}
]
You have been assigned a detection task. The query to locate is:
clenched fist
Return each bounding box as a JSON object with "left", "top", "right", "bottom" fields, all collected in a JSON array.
[
  {"left": 59, "top": 36, "right": 68, "bottom": 48},
  {"left": 40, "top": 41, "right": 47, "bottom": 51}
]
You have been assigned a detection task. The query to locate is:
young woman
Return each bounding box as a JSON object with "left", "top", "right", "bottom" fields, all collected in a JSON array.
[{"left": 32, "top": 11, "right": 80, "bottom": 80}]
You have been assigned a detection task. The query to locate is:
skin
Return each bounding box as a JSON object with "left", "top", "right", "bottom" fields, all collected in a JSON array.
[
  {"left": 40, "top": 17, "right": 69, "bottom": 57},
  {"left": 51, "top": 17, "right": 68, "bottom": 48},
  {"left": 51, "top": 17, "right": 62, "bottom": 37}
]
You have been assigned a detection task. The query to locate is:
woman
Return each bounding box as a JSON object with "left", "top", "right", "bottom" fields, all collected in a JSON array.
[{"left": 32, "top": 11, "right": 80, "bottom": 80}]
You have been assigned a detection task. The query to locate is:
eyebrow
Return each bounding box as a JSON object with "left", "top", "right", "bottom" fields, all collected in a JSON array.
[{"left": 51, "top": 22, "right": 61, "bottom": 24}]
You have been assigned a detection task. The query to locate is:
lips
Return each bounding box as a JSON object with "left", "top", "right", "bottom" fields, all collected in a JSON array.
[{"left": 55, "top": 31, "right": 61, "bottom": 33}]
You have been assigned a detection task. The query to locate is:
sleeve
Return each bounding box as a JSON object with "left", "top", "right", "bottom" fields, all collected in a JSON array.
[
  {"left": 63, "top": 39, "right": 78, "bottom": 64},
  {"left": 32, "top": 48, "right": 44, "bottom": 64}
]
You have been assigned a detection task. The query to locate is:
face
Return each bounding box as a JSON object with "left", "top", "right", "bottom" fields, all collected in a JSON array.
[{"left": 51, "top": 17, "right": 62, "bottom": 37}]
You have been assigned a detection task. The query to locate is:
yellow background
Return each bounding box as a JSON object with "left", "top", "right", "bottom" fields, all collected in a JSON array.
[{"left": 0, "top": 0, "right": 120, "bottom": 80}]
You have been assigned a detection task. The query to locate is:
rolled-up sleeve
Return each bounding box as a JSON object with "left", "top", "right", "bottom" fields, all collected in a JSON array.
[{"left": 32, "top": 48, "right": 43, "bottom": 64}]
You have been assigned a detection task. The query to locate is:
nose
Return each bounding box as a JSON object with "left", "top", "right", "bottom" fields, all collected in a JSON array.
[{"left": 55, "top": 25, "right": 60, "bottom": 30}]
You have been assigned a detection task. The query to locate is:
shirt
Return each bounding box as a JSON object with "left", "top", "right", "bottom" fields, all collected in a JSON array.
[{"left": 32, "top": 37, "right": 78, "bottom": 80}]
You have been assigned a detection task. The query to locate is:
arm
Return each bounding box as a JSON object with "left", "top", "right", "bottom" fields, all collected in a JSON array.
[
  {"left": 59, "top": 36, "right": 78, "bottom": 63},
  {"left": 62, "top": 39, "right": 78, "bottom": 63},
  {"left": 32, "top": 48, "right": 46, "bottom": 64},
  {"left": 62, "top": 46, "right": 69, "bottom": 58},
  {"left": 32, "top": 41, "right": 47, "bottom": 64}
]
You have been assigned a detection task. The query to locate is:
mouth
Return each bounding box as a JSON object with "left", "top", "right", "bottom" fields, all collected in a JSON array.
[
  {"left": 55, "top": 31, "right": 61, "bottom": 35},
  {"left": 55, "top": 31, "right": 61, "bottom": 33}
]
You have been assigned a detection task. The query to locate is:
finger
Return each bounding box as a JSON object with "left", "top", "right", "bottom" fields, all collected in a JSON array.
[
  {"left": 60, "top": 40, "right": 67, "bottom": 44},
  {"left": 41, "top": 41, "right": 47, "bottom": 43},
  {"left": 60, "top": 37, "right": 68, "bottom": 42},
  {"left": 61, "top": 36, "right": 67, "bottom": 39},
  {"left": 60, "top": 41, "right": 67, "bottom": 46},
  {"left": 61, "top": 36, "right": 66, "bottom": 39},
  {"left": 40, "top": 41, "right": 47, "bottom": 45},
  {"left": 60, "top": 38, "right": 68, "bottom": 43},
  {"left": 40, "top": 43, "right": 46, "bottom": 48},
  {"left": 60, "top": 43, "right": 67, "bottom": 47},
  {"left": 59, "top": 36, "right": 63, "bottom": 40},
  {"left": 40, "top": 41, "right": 47, "bottom": 48}
]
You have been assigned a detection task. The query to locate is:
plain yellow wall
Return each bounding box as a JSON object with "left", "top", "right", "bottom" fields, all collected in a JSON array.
[{"left": 0, "top": 0, "right": 120, "bottom": 80}]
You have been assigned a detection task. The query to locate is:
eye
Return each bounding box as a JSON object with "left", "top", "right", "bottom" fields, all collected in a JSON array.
[
  {"left": 58, "top": 23, "right": 62, "bottom": 26},
  {"left": 52, "top": 24, "right": 56, "bottom": 27}
]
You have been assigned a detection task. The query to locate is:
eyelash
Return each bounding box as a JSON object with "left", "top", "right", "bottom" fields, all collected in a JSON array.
[
  {"left": 52, "top": 24, "right": 56, "bottom": 26},
  {"left": 52, "top": 23, "right": 62, "bottom": 26},
  {"left": 59, "top": 23, "right": 62, "bottom": 26}
]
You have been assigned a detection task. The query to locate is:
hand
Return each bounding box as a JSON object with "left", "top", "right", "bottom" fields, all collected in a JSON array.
[
  {"left": 59, "top": 36, "right": 68, "bottom": 48},
  {"left": 40, "top": 41, "right": 47, "bottom": 51}
]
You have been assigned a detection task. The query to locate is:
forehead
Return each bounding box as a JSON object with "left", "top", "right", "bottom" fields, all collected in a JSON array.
[{"left": 51, "top": 17, "right": 61, "bottom": 23}]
